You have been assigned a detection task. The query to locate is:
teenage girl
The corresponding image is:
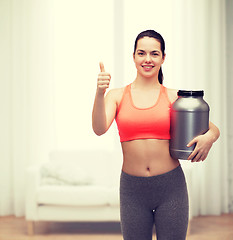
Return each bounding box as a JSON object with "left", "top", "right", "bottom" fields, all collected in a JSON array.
[{"left": 92, "top": 30, "right": 220, "bottom": 240}]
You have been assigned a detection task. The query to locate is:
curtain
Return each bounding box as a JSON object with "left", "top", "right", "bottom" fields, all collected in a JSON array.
[
  {"left": 0, "top": 0, "right": 231, "bottom": 217},
  {"left": 1, "top": 0, "right": 55, "bottom": 216},
  {"left": 171, "top": 0, "right": 229, "bottom": 216},
  {"left": 0, "top": 0, "right": 116, "bottom": 217},
  {"left": 172, "top": 0, "right": 229, "bottom": 216},
  {"left": 0, "top": 0, "right": 12, "bottom": 216},
  {"left": 226, "top": 0, "right": 233, "bottom": 212}
]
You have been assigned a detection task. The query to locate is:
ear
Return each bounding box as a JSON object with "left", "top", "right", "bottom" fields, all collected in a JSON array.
[
  {"left": 162, "top": 53, "right": 166, "bottom": 64},
  {"left": 133, "top": 52, "right": 136, "bottom": 63}
]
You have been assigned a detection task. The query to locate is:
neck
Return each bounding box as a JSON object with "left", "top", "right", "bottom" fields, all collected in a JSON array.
[{"left": 133, "top": 74, "right": 161, "bottom": 90}]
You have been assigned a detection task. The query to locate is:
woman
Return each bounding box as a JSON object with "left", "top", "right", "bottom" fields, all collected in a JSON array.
[{"left": 92, "top": 30, "right": 220, "bottom": 240}]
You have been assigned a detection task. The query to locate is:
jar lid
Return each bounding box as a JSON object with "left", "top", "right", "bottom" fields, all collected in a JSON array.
[{"left": 178, "top": 90, "right": 204, "bottom": 97}]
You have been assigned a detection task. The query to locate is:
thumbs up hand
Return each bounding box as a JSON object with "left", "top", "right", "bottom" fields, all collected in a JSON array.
[{"left": 97, "top": 62, "right": 111, "bottom": 94}]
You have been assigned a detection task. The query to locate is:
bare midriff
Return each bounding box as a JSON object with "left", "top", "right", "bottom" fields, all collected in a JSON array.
[{"left": 121, "top": 139, "right": 180, "bottom": 177}]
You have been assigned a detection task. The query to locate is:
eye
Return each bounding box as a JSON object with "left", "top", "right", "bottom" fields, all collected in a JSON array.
[{"left": 138, "top": 52, "right": 145, "bottom": 56}]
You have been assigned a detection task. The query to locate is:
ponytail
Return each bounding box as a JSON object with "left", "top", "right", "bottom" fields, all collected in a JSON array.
[{"left": 158, "top": 67, "right": 163, "bottom": 84}]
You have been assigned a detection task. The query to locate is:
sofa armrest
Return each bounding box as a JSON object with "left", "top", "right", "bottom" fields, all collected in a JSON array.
[{"left": 25, "top": 165, "right": 41, "bottom": 220}]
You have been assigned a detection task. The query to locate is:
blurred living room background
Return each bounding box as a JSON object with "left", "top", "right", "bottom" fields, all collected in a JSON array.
[{"left": 0, "top": 0, "right": 233, "bottom": 238}]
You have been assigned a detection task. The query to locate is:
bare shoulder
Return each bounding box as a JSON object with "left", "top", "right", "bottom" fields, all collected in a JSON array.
[
  {"left": 106, "top": 87, "right": 124, "bottom": 97},
  {"left": 105, "top": 87, "right": 125, "bottom": 104},
  {"left": 166, "top": 87, "right": 178, "bottom": 103}
]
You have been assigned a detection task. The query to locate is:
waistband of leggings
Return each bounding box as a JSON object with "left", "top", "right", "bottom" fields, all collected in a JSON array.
[{"left": 121, "top": 164, "right": 182, "bottom": 182}]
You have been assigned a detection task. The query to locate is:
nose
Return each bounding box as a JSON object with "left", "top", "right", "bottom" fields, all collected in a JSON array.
[{"left": 145, "top": 53, "right": 151, "bottom": 63}]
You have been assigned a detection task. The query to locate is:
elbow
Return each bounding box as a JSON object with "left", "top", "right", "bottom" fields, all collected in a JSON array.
[
  {"left": 208, "top": 121, "right": 220, "bottom": 142},
  {"left": 92, "top": 126, "right": 107, "bottom": 136},
  {"left": 93, "top": 130, "right": 105, "bottom": 136},
  {"left": 217, "top": 127, "right": 220, "bottom": 139}
]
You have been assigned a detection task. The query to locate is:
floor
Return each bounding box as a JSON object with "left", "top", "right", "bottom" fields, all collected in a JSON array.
[{"left": 0, "top": 214, "right": 233, "bottom": 240}]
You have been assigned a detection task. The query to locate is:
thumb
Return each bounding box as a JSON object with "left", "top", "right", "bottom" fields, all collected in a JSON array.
[{"left": 99, "top": 62, "right": 105, "bottom": 72}]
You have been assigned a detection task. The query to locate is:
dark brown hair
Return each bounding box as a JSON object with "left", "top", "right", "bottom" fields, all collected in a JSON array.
[{"left": 134, "top": 30, "right": 165, "bottom": 84}]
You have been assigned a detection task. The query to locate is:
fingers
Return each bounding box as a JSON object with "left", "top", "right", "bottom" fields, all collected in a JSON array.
[
  {"left": 187, "top": 136, "right": 203, "bottom": 162},
  {"left": 97, "top": 62, "right": 111, "bottom": 93},
  {"left": 97, "top": 78, "right": 110, "bottom": 89},
  {"left": 187, "top": 138, "right": 196, "bottom": 148},
  {"left": 99, "top": 62, "right": 105, "bottom": 72},
  {"left": 187, "top": 143, "right": 208, "bottom": 162},
  {"left": 186, "top": 135, "right": 212, "bottom": 163},
  {"left": 187, "top": 138, "right": 196, "bottom": 161},
  {"left": 188, "top": 151, "right": 206, "bottom": 162}
]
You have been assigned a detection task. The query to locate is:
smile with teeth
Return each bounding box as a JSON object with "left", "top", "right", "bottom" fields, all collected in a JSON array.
[{"left": 142, "top": 65, "right": 154, "bottom": 70}]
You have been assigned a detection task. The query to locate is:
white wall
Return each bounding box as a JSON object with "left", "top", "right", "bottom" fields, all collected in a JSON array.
[
  {"left": 52, "top": 0, "right": 119, "bottom": 151},
  {"left": 122, "top": 0, "right": 174, "bottom": 88}
]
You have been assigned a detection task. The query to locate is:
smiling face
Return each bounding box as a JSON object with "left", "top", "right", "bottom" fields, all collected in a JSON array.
[{"left": 133, "top": 37, "right": 165, "bottom": 80}]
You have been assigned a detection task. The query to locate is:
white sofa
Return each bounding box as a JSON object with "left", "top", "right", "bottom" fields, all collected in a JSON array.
[
  {"left": 25, "top": 150, "right": 193, "bottom": 235},
  {"left": 25, "top": 150, "right": 123, "bottom": 235}
]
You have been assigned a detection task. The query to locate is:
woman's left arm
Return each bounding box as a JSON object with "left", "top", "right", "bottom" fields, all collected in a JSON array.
[{"left": 187, "top": 121, "right": 220, "bottom": 162}]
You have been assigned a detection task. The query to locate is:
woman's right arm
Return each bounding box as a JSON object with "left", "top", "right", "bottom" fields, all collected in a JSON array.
[{"left": 92, "top": 62, "right": 117, "bottom": 136}]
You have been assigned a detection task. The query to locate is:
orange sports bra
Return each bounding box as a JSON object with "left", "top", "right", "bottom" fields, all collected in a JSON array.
[{"left": 115, "top": 84, "right": 171, "bottom": 142}]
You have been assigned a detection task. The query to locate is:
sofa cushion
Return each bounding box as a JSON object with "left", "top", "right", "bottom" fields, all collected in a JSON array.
[
  {"left": 37, "top": 185, "right": 120, "bottom": 207},
  {"left": 107, "top": 187, "right": 120, "bottom": 206},
  {"left": 40, "top": 161, "right": 92, "bottom": 186},
  {"left": 48, "top": 150, "right": 122, "bottom": 186}
]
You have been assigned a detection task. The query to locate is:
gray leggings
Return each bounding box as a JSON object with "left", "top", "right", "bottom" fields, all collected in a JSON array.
[{"left": 120, "top": 165, "right": 189, "bottom": 240}]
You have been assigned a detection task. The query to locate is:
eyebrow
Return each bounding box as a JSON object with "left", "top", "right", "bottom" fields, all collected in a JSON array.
[{"left": 137, "top": 49, "right": 160, "bottom": 53}]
